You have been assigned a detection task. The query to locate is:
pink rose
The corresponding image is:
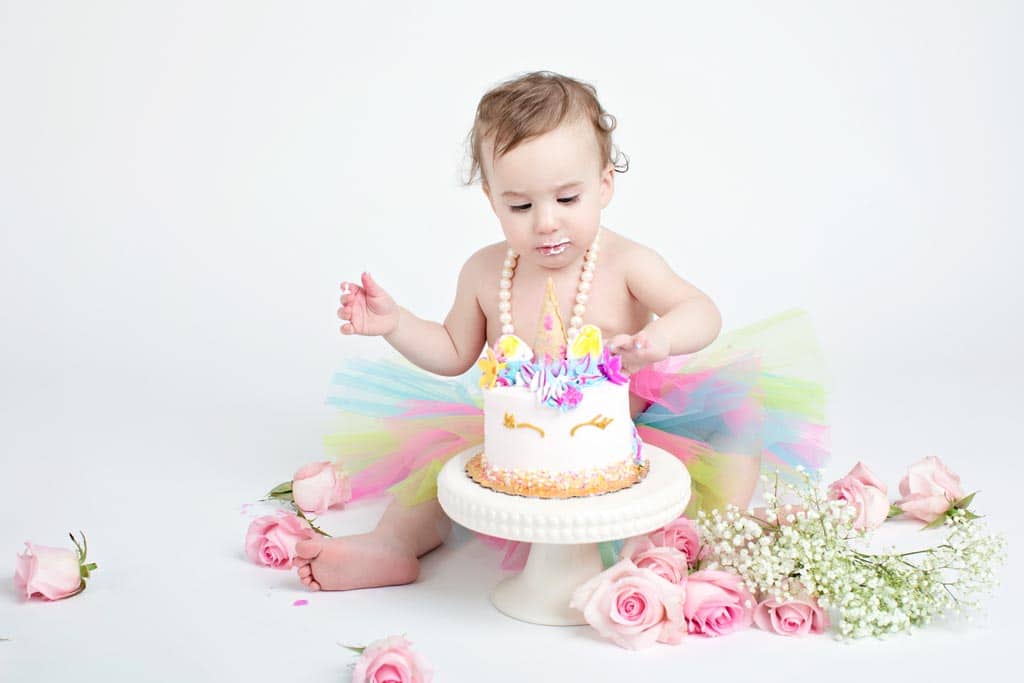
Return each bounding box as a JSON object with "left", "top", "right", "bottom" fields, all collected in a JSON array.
[
  {"left": 14, "top": 542, "right": 84, "bottom": 600},
  {"left": 352, "top": 635, "right": 432, "bottom": 683},
  {"left": 570, "top": 559, "right": 686, "bottom": 649},
  {"left": 245, "top": 512, "right": 315, "bottom": 569},
  {"left": 827, "top": 461, "right": 890, "bottom": 531},
  {"left": 895, "top": 456, "right": 966, "bottom": 523},
  {"left": 292, "top": 461, "right": 352, "bottom": 516},
  {"left": 753, "top": 590, "right": 828, "bottom": 636},
  {"left": 647, "top": 515, "right": 701, "bottom": 566},
  {"left": 683, "top": 569, "right": 754, "bottom": 637},
  {"left": 620, "top": 537, "right": 689, "bottom": 585}
]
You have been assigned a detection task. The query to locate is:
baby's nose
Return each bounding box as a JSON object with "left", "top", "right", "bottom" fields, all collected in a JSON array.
[{"left": 533, "top": 205, "right": 558, "bottom": 234}]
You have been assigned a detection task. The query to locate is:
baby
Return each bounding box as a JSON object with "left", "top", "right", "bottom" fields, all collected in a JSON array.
[{"left": 295, "top": 71, "right": 742, "bottom": 592}]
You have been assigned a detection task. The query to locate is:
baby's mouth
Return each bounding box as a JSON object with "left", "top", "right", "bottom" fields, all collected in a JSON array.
[{"left": 536, "top": 239, "right": 571, "bottom": 256}]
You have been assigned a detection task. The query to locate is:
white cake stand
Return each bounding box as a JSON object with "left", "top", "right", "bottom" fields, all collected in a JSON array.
[{"left": 437, "top": 445, "right": 690, "bottom": 626}]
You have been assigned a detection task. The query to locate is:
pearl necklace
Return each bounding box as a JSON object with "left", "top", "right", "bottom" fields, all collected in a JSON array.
[{"left": 498, "top": 230, "right": 601, "bottom": 341}]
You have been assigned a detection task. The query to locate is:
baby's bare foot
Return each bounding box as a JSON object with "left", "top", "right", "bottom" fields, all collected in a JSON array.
[{"left": 293, "top": 533, "right": 420, "bottom": 591}]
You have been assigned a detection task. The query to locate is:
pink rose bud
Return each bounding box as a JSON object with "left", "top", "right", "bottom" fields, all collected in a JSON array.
[
  {"left": 895, "top": 455, "right": 966, "bottom": 523},
  {"left": 620, "top": 537, "right": 689, "bottom": 585},
  {"left": 570, "top": 559, "right": 687, "bottom": 649},
  {"left": 827, "top": 461, "right": 890, "bottom": 531},
  {"left": 647, "top": 515, "right": 701, "bottom": 566},
  {"left": 753, "top": 589, "right": 828, "bottom": 636},
  {"left": 291, "top": 461, "right": 352, "bottom": 516},
  {"left": 683, "top": 569, "right": 755, "bottom": 637},
  {"left": 352, "top": 635, "right": 433, "bottom": 683},
  {"left": 15, "top": 542, "right": 85, "bottom": 601},
  {"left": 244, "top": 512, "right": 315, "bottom": 569}
]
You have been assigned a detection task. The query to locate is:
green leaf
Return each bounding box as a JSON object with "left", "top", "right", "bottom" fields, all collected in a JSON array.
[
  {"left": 340, "top": 644, "right": 366, "bottom": 655},
  {"left": 954, "top": 491, "right": 978, "bottom": 510},
  {"left": 922, "top": 514, "right": 949, "bottom": 530},
  {"left": 887, "top": 504, "right": 903, "bottom": 519},
  {"left": 961, "top": 510, "right": 982, "bottom": 521},
  {"left": 268, "top": 481, "right": 293, "bottom": 496}
]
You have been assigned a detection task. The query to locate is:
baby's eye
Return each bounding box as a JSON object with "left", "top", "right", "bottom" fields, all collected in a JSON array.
[
  {"left": 510, "top": 203, "right": 532, "bottom": 212},
  {"left": 558, "top": 195, "right": 580, "bottom": 204}
]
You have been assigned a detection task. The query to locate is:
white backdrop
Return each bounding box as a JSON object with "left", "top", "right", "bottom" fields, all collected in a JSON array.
[{"left": 1, "top": 1, "right": 1021, "bottom": 680}]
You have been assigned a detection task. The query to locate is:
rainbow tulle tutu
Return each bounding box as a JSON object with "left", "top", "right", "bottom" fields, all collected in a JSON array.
[{"left": 324, "top": 308, "right": 831, "bottom": 564}]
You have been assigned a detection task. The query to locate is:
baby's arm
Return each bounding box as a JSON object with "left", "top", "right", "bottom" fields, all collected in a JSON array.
[
  {"left": 610, "top": 244, "right": 722, "bottom": 371},
  {"left": 338, "top": 259, "right": 486, "bottom": 377}
]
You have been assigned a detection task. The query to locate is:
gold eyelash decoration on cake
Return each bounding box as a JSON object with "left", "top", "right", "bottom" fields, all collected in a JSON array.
[
  {"left": 570, "top": 414, "right": 614, "bottom": 437},
  {"left": 503, "top": 412, "right": 545, "bottom": 438}
]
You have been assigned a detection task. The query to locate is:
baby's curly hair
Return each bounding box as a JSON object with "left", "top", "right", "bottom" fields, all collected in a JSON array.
[{"left": 465, "top": 70, "right": 629, "bottom": 186}]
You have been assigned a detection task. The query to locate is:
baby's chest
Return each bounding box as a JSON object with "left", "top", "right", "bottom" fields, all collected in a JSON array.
[{"left": 481, "top": 269, "right": 651, "bottom": 347}]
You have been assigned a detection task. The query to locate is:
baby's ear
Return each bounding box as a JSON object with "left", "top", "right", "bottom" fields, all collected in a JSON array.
[{"left": 599, "top": 163, "right": 615, "bottom": 209}]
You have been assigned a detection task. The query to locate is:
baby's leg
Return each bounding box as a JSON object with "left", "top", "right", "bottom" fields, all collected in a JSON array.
[
  {"left": 674, "top": 411, "right": 763, "bottom": 512},
  {"left": 701, "top": 423, "right": 763, "bottom": 511},
  {"left": 294, "top": 497, "right": 452, "bottom": 591}
]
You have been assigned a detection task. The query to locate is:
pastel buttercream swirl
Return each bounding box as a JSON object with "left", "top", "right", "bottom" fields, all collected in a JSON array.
[{"left": 484, "top": 344, "right": 629, "bottom": 411}]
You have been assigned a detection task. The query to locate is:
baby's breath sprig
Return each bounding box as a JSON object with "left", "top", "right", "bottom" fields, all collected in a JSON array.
[{"left": 695, "top": 471, "right": 1007, "bottom": 639}]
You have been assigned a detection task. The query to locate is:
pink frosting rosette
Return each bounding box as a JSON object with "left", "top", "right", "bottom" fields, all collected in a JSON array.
[
  {"left": 351, "top": 635, "right": 432, "bottom": 683},
  {"left": 753, "top": 588, "right": 828, "bottom": 636},
  {"left": 245, "top": 512, "right": 315, "bottom": 569},
  {"left": 895, "top": 455, "right": 966, "bottom": 523},
  {"left": 683, "top": 569, "right": 754, "bottom": 637},
  {"left": 827, "top": 461, "right": 890, "bottom": 531},
  {"left": 570, "top": 559, "right": 686, "bottom": 649}
]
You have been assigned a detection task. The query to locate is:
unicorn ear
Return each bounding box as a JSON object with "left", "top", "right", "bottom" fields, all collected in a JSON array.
[
  {"left": 532, "top": 278, "right": 568, "bottom": 362},
  {"left": 568, "top": 324, "right": 604, "bottom": 360},
  {"left": 496, "top": 334, "right": 533, "bottom": 362}
]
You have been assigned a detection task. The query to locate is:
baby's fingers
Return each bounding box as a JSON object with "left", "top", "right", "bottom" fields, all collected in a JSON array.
[
  {"left": 339, "top": 281, "right": 364, "bottom": 305},
  {"left": 607, "top": 333, "right": 635, "bottom": 354}
]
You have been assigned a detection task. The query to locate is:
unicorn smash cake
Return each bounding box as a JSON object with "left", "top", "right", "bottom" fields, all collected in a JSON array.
[{"left": 466, "top": 279, "right": 649, "bottom": 498}]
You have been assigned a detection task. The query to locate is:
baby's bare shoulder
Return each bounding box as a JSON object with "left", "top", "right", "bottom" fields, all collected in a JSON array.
[
  {"left": 601, "top": 229, "right": 663, "bottom": 266},
  {"left": 462, "top": 241, "right": 507, "bottom": 276}
]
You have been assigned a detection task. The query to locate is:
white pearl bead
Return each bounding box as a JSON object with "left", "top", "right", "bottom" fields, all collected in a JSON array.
[
  {"left": 499, "top": 290, "right": 511, "bottom": 301},
  {"left": 572, "top": 304, "right": 586, "bottom": 316},
  {"left": 503, "top": 259, "right": 513, "bottom": 269},
  {"left": 502, "top": 324, "right": 515, "bottom": 334},
  {"left": 579, "top": 281, "right": 591, "bottom": 292},
  {"left": 567, "top": 328, "right": 578, "bottom": 339},
  {"left": 506, "top": 248, "right": 516, "bottom": 257},
  {"left": 583, "top": 261, "right": 596, "bottom": 272},
  {"left": 585, "top": 251, "right": 598, "bottom": 262},
  {"left": 501, "top": 268, "right": 513, "bottom": 279},
  {"left": 575, "top": 293, "right": 588, "bottom": 305},
  {"left": 581, "top": 271, "right": 594, "bottom": 282},
  {"left": 570, "top": 316, "right": 583, "bottom": 328},
  {"left": 499, "top": 312, "right": 512, "bottom": 324},
  {"left": 498, "top": 301, "right": 511, "bottom": 313},
  {"left": 499, "top": 279, "right": 511, "bottom": 289}
]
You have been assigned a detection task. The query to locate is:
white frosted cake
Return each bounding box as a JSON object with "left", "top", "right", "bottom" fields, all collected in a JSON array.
[{"left": 466, "top": 321, "right": 649, "bottom": 498}]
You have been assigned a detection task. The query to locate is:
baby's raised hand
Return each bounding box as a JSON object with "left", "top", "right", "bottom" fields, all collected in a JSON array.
[
  {"left": 607, "top": 330, "right": 669, "bottom": 374},
  {"left": 338, "top": 272, "right": 400, "bottom": 337}
]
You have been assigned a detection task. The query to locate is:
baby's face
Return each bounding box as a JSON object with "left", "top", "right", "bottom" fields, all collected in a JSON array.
[{"left": 482, "top": 120, "right": 614, "bottom": 271}]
